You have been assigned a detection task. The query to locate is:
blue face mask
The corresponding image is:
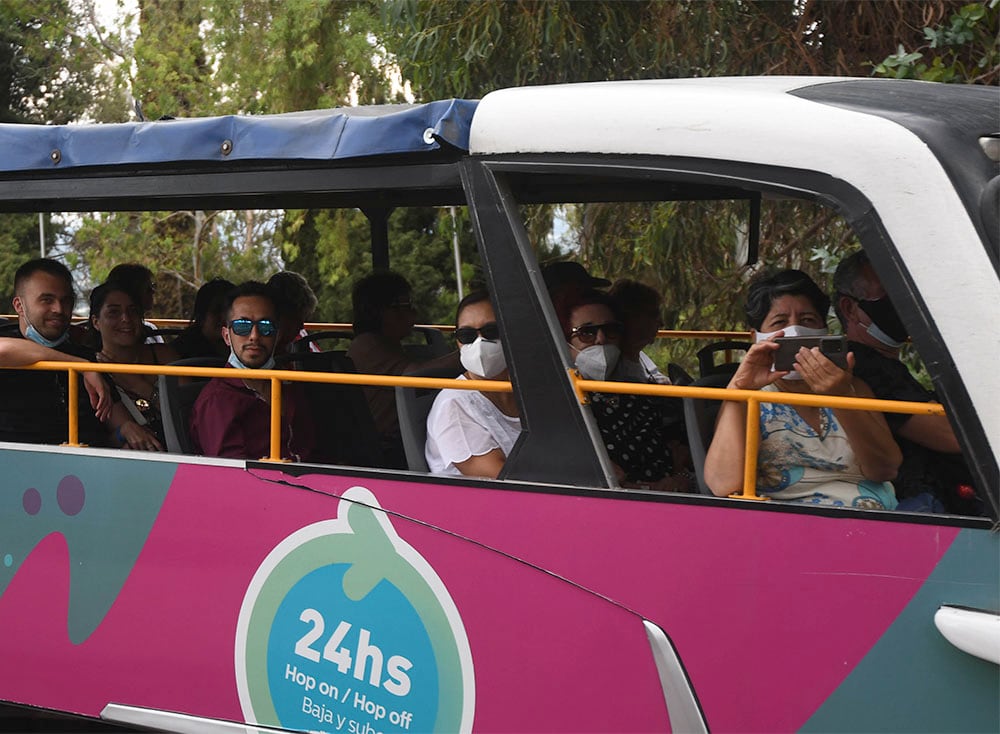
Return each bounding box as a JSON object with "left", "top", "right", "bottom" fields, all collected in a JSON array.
[
  {"left": 228, "top": 348, "right": 275, "bottom": 371},
  {"left": 25, "top": 320, "right": 69, "bottom": 348}
]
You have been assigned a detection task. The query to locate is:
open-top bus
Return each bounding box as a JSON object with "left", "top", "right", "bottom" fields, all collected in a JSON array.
[{"left": 0, "top": 77, "right": 997, "bottom": 732}]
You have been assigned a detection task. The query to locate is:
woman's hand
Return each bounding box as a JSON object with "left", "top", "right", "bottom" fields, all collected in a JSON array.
[
  {"left": 119, "top": 421, "right": 164, "bottom": 452},
  {"left": 795, "top": 348, "right": 854, "bottom": 396},
  {"left": 727, "top": 337, "right": 787, "bottom": 391}
]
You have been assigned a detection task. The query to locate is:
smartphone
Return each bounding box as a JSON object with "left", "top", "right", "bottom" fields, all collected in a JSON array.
[{"left": 773, "top": 335, "right": 848, "bottom": 371}]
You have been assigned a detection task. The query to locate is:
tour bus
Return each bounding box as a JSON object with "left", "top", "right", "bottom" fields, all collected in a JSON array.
[{"left": 0, "top": 77, "right": 997, "bottom": 733}]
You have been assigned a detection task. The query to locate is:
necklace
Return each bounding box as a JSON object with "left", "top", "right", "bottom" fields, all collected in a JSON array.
[{"left": 242, "top": 378, "right": 269, "bottom": 402}]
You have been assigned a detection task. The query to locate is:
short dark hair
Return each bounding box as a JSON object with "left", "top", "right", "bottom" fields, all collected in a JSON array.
[
  {"left": 455, "top": 290, "right": 492, "bottom": 326},
  {"left": 107, "top": 263, "right": 153, "bottom": 290},
  {"left": 608, "top": 279, "right": 662, "bottom": 316},
  {"left": 832, "top": 250, "right": 871, "bottom": 328},
  {"left": 223, "top": 281, "right": 280, "bottom": 323},
  {"left": 743, "top": 269, "right": 829, "bottom": 331},
  {"left": 351, "top": 272, "right": 411, "bottom": 334},
  {"left": 14, "top": 258, "right": 74, "bottom": 296},
  {"left": 190, "top": 278, "right": 235, "bottom": 325}
]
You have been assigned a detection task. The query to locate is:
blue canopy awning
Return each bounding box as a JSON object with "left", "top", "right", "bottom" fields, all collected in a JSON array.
[{"left": 0, "top": 99, "right": 478, "bottom": 172}]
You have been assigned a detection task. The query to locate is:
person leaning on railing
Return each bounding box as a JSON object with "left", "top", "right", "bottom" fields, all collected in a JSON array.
[
  {"left": 0, "top": 258, "right": 113, "bottom": 447},
  {"left": 91, "top": 280, "right": 180, "bottom": 451},
  {"left": 704, "top": 269, "right": 901, "bottom": 508}
]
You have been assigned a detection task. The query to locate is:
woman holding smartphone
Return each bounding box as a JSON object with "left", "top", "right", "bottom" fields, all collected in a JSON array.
[{"left": 704, "top": 269, "right": 901, "bottom": 508}]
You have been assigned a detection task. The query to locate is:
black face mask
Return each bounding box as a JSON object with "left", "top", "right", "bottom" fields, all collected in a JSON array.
[{"left": 857, "top": 297, "right": 908, "bottom": 343}]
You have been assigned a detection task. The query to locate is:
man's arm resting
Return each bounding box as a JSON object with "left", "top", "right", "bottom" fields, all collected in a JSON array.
[
  {"left": 898, "top": 413, "right": 962, "bottom": 454},
  {"left": 0, "top": 337, "right": 80, "bottom": 367}
]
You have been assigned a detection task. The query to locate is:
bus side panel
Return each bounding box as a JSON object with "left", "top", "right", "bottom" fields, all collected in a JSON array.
[
  {"left": 0, "top": 454, "right": 675, "bottom": 733},
  {"left": 283, "top": 468, "right": 998, "bottom": 732},
  {"left": 0, "top": 451, "right": 996, "bottom": 732}
]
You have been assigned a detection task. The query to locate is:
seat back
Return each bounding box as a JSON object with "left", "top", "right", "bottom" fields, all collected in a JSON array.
[
  {"left": 402, "top": 326, "right": 451, "bottom": 362},
  {"left": 697, "top": 340, "right": 751, "bottom": 379},
  {"left": 395, "top": 363, "right": 463, "bottom": 473},
  {"left": 158, "top": 357, "right": 226, "bottom": 454},
  {"left": 282, "top": 351, "right": 385, "bottom": 468},
  {"left": 290, "top": 329, "right": 354, "bottom": 353},
  {"left": 667, "top": 362, "right": 694, "bottom": 386},
  {"left": 682, "top": 374, "right": 732, "bottom": 495},
  {"left": 147, "top": 327, "right": 184, "bottom": 341}
]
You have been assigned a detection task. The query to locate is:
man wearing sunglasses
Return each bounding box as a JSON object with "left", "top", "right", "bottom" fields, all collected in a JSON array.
[{"left": 189, "top": 281, "right": 317, "bottom": 462}]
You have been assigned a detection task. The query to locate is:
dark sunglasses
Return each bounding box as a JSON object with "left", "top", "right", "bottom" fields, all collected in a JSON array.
[
  {"left": 569, "top": 321, "right": 624, "bottom": 344},
  {"left": 229, "top": 318, "right": 277, "bottom": 337},
  {"left": 455, "top": 322, "right": 501, "bottom": 344}
]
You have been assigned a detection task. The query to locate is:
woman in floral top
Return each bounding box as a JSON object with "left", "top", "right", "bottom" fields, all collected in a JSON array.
[{"left": 704, "top": 269, "right": 901, "bottom": 508}]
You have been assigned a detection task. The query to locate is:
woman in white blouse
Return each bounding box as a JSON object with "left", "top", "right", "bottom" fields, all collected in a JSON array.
[{"left": 425, "top": 291, "right": 521, "bottom": 478}]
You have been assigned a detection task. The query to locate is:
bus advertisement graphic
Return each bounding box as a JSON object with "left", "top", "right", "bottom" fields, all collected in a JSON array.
[{"left": 235, "top": 486, "right": 475, "bottom": 733}]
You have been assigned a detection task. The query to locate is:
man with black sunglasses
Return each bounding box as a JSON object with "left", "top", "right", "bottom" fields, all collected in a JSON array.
[{"left": 189, "top": 281, "right": 317, "bottom": 462}]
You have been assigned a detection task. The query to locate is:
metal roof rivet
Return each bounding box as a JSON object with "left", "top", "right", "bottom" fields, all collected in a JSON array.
[
  {"left": 221, "top": 139, "right": 233, "bottom": 156},
  {"left": 50, "top": 149, "right": 62, "bottom": 164},
  {"left": 422, "top": 128, "right": 436, "bottom": 145}
]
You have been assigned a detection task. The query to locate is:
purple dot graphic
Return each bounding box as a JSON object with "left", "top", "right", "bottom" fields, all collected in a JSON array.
[
  {"left": 56, "top": 475, "right": 85, "bottom": 516},
  {"left": 22, "top": 488, "right": 41, "bottom": 515}
]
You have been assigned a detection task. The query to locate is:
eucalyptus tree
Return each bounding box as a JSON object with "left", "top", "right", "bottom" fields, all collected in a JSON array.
[{"left": 379, "top": 0, "right": 987, "bottom": 368}]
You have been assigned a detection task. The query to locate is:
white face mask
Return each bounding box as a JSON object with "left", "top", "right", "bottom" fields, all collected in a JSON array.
[
  {"left": 574, "top": 344, "right": 621, "bottom": 382},
  {"left": 865, "top": 321, "right": 905, "bottom": 350},
  {"left": 228, "top": 347, "right": 276, "bottom": 371},
  {"left": 755, "top": 324, "right": 828, "bottom": 380},
  {"left": 460, "top": 337, "right": 506, "bottom": 378},
  {"left": 25, "top": 319, "right": 69, "bottom": 348}
]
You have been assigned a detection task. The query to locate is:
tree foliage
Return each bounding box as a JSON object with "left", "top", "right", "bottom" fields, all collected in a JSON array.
[
  {"left": 2, "top": 0, "right": 993, "bottom": 341},
  {"left": 379, "top": 0, "right": 993, "bottom": 371},
  {"left": 874, "top": 1, "right": 998, "bottom": 83}
]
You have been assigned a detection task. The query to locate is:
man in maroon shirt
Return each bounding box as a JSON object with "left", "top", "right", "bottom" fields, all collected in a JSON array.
[{"left": 189, "top": 281, "right": 317, "bottom": 462}]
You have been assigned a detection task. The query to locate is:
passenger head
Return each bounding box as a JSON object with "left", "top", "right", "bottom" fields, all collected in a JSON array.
[
  {"left": 267, "top": 270, "right": 319, "bottom": 351},
  {"left": 455, "top": 290, "right": 506, "bottom": 379},
  {"left": 222, "top": 281, "right": 281, "bottom": 370},
  {"left": 744, "top": 269, "right": 829, "bottom": 335},
  {"left": 12, "top": 258, "right": 76, "bottom": 344},
  {"left": 543, "top": 261, "right": 610, "bottom": 317},
  {"left": 190, "top": 278, "right": 235, "bottom": 344},
  {"left": 89, "top": 281, "right": 144, "bottom": 350},
  {"left": 833, "top": 250, "right": 908, "bottom": 349},
  {"left": 609, "top": 279, "right": 663, "bottom": 357},
  {"left": 560, "top": 289, "right": 624, "bottom": 381},
  {"left": 351, "top": 271, "right": 415, "bottom": 341},
  {"left": 107, "top": 263, "right": 156, "bottom": 312}
]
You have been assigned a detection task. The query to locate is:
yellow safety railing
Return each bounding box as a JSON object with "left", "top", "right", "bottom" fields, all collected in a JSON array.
[
  {"left": 571, "top": 376, "right": 944, "bottom": 499},
  {"left": 3, "top": 316, "right": 750, "bottom": 343},
  {"left": 14, "top": 360, "right": 940, "bottom": 499},
  {"left": 139, "top": 320, "right": 751, "bottom": 341}
]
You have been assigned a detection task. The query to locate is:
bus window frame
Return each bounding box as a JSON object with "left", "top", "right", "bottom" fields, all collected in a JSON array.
[{"left": 463, "top": 154, "right": 997, "bottom": 516}]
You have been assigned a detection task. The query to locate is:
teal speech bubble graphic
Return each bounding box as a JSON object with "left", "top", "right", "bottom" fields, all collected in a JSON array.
[
  {"left": 0, "top": 452, "right": 173, "bottom": 643},
  {"left": 235, "top": 486, "right": 474, "bottom": 733}
]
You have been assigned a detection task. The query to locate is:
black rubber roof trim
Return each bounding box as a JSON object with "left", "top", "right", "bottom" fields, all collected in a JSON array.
[{"left": 790, "top": 79, "right": 1000, "bottom": 271}]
